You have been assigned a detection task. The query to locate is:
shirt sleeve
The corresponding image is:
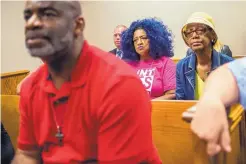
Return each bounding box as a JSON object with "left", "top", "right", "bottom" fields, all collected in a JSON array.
[
  {"left": 97, "top": 77, "right": 161, "bottom": 164},
  {"left": 175, "top": 63, "right": 185, "bottom": 100},
  {"left": 162, "top": 58, "right": 176, "bottom": 92},
  {"left": 228, "top": 57, "right": 246, "bottom": 109},
  {"left": 17, "top": 89, "right": 38, "bottom": 151}
]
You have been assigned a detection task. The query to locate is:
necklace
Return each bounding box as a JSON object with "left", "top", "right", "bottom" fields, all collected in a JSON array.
[
  {"left": 55, "top": 126, "right": 64, "bottom": 146},
  {"left": 51, "top": 97, "right": 67, "bottom": 146},
  {"left": 52, "top": 109, "right": 64, "bottom": 146}
]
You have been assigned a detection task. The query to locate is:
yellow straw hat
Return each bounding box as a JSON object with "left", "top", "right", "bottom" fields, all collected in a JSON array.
[{"left": 181, "top": 12, "right": 218, "bottom": 47}]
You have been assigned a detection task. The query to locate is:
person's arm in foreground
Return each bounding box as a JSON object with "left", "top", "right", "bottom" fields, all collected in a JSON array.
[{"left": 190, "top": 57, "right": 246, "bottom": 156}]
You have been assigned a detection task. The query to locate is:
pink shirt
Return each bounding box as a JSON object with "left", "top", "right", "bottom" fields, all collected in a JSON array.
[{"left": 128, "top": 56, "right": 176, "bottom": 99}]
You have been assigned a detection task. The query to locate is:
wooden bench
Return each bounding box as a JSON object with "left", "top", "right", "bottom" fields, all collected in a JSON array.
[
  {"left": 151, "top": 100, "right": 246, "bottom": 164},
  {"left": 1, "top": 94, "right": 245, "bottom": 163},
  {"left": 1, "top": 95, "right": 20, "bottom": 150},
  {"left": 1, "top": 70, "right": 29, "bottom": 95},
  {"left": 171, "top": 55, "right": 245, "bottom": 64}
]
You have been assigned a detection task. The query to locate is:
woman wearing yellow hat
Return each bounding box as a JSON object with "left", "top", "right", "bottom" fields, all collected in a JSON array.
[
  {"left": 185, "top": 12, "right": 232, "bottom": 57},
  {"left": 176, "top": 12, "right": 234, "bottom": 100}
]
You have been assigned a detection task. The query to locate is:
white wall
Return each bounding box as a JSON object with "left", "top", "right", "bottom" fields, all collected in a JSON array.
[
  {"left": 1, "top": 1, "right": 43, "bottom": 73},
  {"left": 1, "top": 1, "right": 246, "bottom": 73},
  {"left": 83, "top": 1, "right": 246, "bottom": 57}
]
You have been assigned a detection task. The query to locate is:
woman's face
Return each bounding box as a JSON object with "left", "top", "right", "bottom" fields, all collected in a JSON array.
[
  {"left": 133, "top": 28, "right": 150, "bottom": 59},
  {"left": 184, "top": 23, "right": 215, "bottom": 52}
]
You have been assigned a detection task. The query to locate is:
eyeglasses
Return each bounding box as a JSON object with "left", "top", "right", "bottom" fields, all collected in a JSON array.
[{"left": 184, "top": 26, "right": 210, "bottom": 39}]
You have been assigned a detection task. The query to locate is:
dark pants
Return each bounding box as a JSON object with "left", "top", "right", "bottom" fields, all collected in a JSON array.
[{"left": 1, "top": 122, "right": 15, "bottom": 164}]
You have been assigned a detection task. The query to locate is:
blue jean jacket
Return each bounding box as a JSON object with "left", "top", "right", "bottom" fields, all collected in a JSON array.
[{"left": 176, "top": 49, "right": 234, "bottom": 100}]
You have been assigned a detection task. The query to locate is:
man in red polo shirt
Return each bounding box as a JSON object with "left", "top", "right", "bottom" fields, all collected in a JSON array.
[{"left": 12, "top": 1, "right": 161, "bottom": 163}]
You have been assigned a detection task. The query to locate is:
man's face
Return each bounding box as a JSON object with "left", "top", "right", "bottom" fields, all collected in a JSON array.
[
  {"left": 184, "top": 23, "right": 214, "bottom": 52},
  {"left": 24, "top": 0, "right": 75, "bottom": 59},
  {"left": 113, "top": 26, "right": 127, "bottom": 49}
]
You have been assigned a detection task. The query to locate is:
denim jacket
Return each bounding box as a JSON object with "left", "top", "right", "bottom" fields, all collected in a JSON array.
[{"left": 176, "top": 49, "right": 234, "bottom": 100}]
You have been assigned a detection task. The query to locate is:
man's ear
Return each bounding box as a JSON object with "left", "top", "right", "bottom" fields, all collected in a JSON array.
[{"left": 74, "top": 16, "right": 85, "bottom": 37}]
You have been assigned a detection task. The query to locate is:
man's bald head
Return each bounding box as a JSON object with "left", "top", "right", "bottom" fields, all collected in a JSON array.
[
  {"left": 24, "top": 0, "right": 85, "bottom": 60},
  {"left": 63, "top": 0, "right": 82, "bottom": 17},
  {"left": 25, "top": 0, "right": 82, "bottom": 18},
  {"left": 114, "top": 25, "right": 127, "bottom": 32}
]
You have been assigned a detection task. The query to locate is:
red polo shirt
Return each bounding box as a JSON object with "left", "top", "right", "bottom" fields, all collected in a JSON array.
[{"left": 18, "top": 41, "right": 161, "bottom": 164}]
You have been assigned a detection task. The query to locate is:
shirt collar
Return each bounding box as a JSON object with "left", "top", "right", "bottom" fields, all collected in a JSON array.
[
  {"left": 188, "top": 49, "right": 221, "bottom": 71},
  {"left": 40, "top": 40, "right": 90, "bottom": 92}
]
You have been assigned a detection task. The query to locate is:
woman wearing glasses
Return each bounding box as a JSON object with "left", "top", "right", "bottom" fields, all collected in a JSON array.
[
  {"left": 121, "top": 18, "right": 176, "bottom": 100},
  {"left": 185, "top": 12, "right": 232, "bottom": 58},
  {"left": 176, "top": 12, "right": 234, "bottom": 100}
]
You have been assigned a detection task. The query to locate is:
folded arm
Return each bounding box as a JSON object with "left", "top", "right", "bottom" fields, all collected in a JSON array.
[
  {"left": 11, "top": 149, "right": 41, "bottom": 164},
  {"left": 154, "top": 89, "right": 175, "bottom": 100}
]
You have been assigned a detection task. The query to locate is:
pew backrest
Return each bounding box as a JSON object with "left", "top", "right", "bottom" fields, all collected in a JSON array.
[
  {"left": 151, "top": 100, "right": 246, "bottom": 164},
  {"left": 151, "top": 100, "right": 197, "bottom": 164},
  {"left": 1, "top": 70, "right": 29, "bottom": 95},
  {"left": 1, "top": 95, "right": 20, "bottom": 150}
]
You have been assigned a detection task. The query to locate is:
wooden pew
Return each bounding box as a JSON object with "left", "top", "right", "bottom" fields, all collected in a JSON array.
[
  {"left": 151, "top": 100, "right": 196, "bottom": 163},
  {"left": 1, "top": 70, "right": 30, "bottom": 95},
  {"left": 151, "top": 100, "right": 246, "bottom": 164},
  {"left": 1, "top": 95, "right": 20, "bottom": 150},
  {"left": 2, "top": 94, "right": 245, "bottom": 162},
  {"left": 171, "top": 55, "right": 245, "bottom": 64}
]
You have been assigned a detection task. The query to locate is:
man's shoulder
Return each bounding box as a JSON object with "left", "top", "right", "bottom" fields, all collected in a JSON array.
[
  {"left": 219, "top": 52, "right": 234, "bottom": 63},
  {"left": 89, "top": 45, "right": 138, "bottom": 78},
  {"left": 109, "top": 48, "right": 117, "bottom": 54},
  {"left": 88, "top": 44, "right": 141, "bottom": 91},
  {"left": 20, "top": 65, "right": 46, "bottom": 95}
]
